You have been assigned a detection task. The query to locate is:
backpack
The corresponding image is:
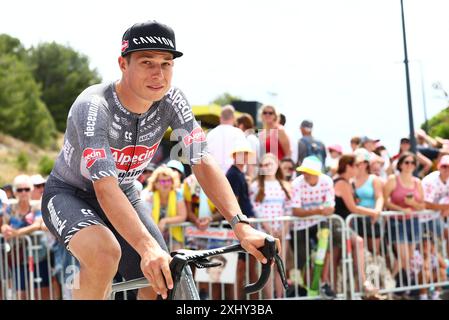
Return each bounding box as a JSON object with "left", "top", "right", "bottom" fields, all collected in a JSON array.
[{"left": 301, "top": 136, "right": 326, "bottom": 165}]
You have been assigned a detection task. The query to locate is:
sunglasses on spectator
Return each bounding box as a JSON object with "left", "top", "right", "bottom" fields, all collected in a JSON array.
[
  {"left": 260, "top": 163, "right": 272, "bottom": 168},
  {"left": 34, "top": 183, "right": 45, "bottom": 188},
  {"left": 440, "top": 165, "right": 449, "bottom": 169},
  {"left": 158, "top": 178, "right": 173, "bottom": 185},
  {"left": 403, "top": 160, "right": 416, "bottom": 166},
  {"left": 16, "top": 188, "right": 31, "bottom": 193},
  {"left": 263, "top": 111, "right": 274, "bottom": 115},
  {"left": 284, "top": 167, "right": 294, "bottom": 172}
]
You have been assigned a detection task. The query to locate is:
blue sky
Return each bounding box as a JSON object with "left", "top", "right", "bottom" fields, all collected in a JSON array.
[{"left": 2, "top": 0, "right": 449, "bottom": 158}]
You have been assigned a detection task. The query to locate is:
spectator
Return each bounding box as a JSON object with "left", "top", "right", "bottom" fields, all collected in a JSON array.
[
  {"left": 280, "top": 158, "right": 296, "bottom": 182},
  {"left": 350, "top": 136, "right": 361, "bottom": 152},
  {"left": 391, "top": 138, "right": 432, "bottom": 178},
  {"left": 183, "top": 173, "right": 220, "bottom": 233},
  {"left": 226, "top": 141, "right": 257, "bottom": 299},
  {"left": 414, "top": 232, "right": 447, "bottom": 300},
  {"left": 259, "top": 105, "right": 292, "bottom": 160},
  {"left": 30, "top": 174, "right": 46, "bottom": 202},
  {"left": 296, "top": 120, "right": 326, "bottom": 167},
  {"left": 422, "top": 155, "right": 449, "bottom": 255},
  {"left": 373, "top": 141, "right": 393, "bottom": 181},
  {"left": 134, "top": 163, "right": 156, "bottom": 193},
  {"left": 206, "top": 105, "right": 247, "bottom": 173},
  {"left": 143, "top": 167, "right": 187, "bottom": 250},
  {"left": 353, "top": 148, "right": 384, "bottom": 255},
  {"left": 0, "top": 187, "right": 8, "bottom": 219},
  {"left": 236, "top": 113, "right": 260, "bottom": 179},
  {"left": 384, "top": 152, "right": 425, "bottom": 288},
  {"left": 279, "top": 113, "right": 286, "bottom": 126},
  {"left": 290, "top": 155, "right": 336, "bottom": 299},
  {"left": 334, "top": 155, "right": 380, "bottom": 297},
  {"left": 166, "top": 160, "right": 185, "bottom": 183},
  {"left": 1, "top": 175, "right": 50, "bottom": 299},
  {"left": 2, "top": 184, "right": 15, "bottom": 201},
  {"left": 249, "top": 153, "right": 291, "bottom": 298},
  {"left": 325, "top": 144, "right": 343, "bottom": 177}
]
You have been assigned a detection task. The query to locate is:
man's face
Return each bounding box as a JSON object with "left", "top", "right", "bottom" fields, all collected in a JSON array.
[
  {"left": 439, "top": 164, "right": 449, "bottom": 180},
  {"left": 119, "top": 51, "right": 174, "bottom": 103},
  {"left": 303, "top": 173, "right": 319, "bottom": 186}
]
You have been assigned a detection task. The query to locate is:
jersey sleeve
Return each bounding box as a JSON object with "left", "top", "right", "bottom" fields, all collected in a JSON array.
[
  {"left": 71, "top": 96, "right": 118, "bottom": 182},
  {"left": 165, "top": 87, "right": 208, "bottom": 165}
]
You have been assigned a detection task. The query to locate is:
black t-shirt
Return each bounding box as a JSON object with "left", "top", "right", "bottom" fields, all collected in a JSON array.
[
  {"left": 225, "top": 165, "right": 255, "bottom": 218},
  {"left": 417, "top": 146, "right": 440, "bottom": 161}
]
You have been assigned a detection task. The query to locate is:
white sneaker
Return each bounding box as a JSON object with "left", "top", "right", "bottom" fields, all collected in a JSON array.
[{"left": 419, "top": 294, "right": 429, "bottom": 300}]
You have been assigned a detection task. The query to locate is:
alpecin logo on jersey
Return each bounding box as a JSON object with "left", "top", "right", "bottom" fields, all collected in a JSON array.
[
  {"left": 82, "top": 148, "right": 106, "bottom": 169},
  {"left": 111, "top": 143, "right": 159, "bottom": 171},
  {"left": 183, "top": 127, "right": 206, "bottom": 147}
]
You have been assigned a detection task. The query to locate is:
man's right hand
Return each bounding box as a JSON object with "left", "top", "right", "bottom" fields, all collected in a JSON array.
[{"left": 140, "top": 246, "right": 174, "bottom": 299}]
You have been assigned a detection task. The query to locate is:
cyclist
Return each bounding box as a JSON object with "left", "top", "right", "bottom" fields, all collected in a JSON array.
[{"left": 41, "top": 20, "right": 279, "bottom": 300}]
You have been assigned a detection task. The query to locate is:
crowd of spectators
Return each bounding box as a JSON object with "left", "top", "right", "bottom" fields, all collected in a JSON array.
[{"left": 1, "top": 104, "right": 449, "bottom": 300}]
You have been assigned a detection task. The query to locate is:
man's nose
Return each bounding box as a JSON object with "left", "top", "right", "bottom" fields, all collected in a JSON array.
[{"left": 150, "top": 64, "right": 164, "bottom": 79}]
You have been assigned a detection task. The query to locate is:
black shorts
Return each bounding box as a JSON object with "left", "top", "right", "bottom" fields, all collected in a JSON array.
[{"left": 41, "top": 174, "right": 167, "bottom": 282}]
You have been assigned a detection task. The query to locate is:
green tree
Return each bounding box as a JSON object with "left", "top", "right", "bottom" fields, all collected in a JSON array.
[
  {"left": 0, "top": 34, "right": 27, "bottom": 60},
  {"left": 29, "top": 42, "right": 102, "bottom": 132},
  {"left": 423, "top": 107, "right": 449, "bottom": 139},
  {"left": 211, "top": 92, "right": 241, "bottom": 106},
  {"left": 0, "top": 55, "right": 57, "bottom": 148},
  {"left": 38, "top": 155, "right": 55, "bottom": 176}
]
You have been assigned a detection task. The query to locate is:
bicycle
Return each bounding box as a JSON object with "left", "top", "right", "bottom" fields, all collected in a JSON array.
[{"left": 110, "top": 236, "right": 288, "bottom": 300}]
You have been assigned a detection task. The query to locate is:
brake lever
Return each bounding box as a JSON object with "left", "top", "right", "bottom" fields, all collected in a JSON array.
[
  {"left": 274, "top": 251, "right": 289, "bottom": 290},
  {"left": 243, "top": 236, "right": 273, "bottom": 294}
]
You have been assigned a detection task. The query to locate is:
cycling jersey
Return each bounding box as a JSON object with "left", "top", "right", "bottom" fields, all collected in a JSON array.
[{"left": 51, "top": 82, "right": 208, "bottom": 193}]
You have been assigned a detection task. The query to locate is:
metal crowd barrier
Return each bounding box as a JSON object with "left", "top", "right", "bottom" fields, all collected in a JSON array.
[
  {"left": 346, "top": 210, "right": 449, "bottom": 300},
  {"left": 166, "top": 215, "right": 347, "bottom": 300},
  {"left": 0, "top": 231, "right": 52, "bottom": 300}
]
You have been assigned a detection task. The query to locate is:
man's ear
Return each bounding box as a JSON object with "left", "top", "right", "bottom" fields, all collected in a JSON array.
[{"left": 118, "top": 56, "right": 128, "bottom": 72}]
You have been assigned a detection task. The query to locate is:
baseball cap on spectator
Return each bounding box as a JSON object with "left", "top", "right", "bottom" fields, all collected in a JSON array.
[
  {"left": 296, "top": 156, "right": 322, "bottom": 176},
  {"left": 438, "top": 155, "right": 449, "bottom": 167},
  {"left": 400, "top": 137, "right": 410, "bottom": 144},
  {"left": 30, "top": 174, "right": 46, "bottom": 186},
  {"left": 354, "top": 148, "right": 371, "bottom": 163},
  {"left": 360, "top": 136, "right": 380, "bottom": 145},
  {"left": 166, "top": 160, "right": 185, "bottom": 176},
  {"left": 144, "top": 163, "right": 157, "bottom": 173},
  {"left": 328, "top": 144, "right": 343, "bottom": 154},
  {"left": 121, "top": 20, "right": 183, "bottom": 58},
  {"left": 230, "top": 139, "right": 255, "bottom": 156},
  {"left": 300, "top": 120, "right": 313, "bottom": 132}
]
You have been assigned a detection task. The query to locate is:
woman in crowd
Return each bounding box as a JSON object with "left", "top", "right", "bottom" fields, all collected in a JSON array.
[
  {"left": 1, "top": 174, "right": 50, "bottom": 299},
  {"left": 333, "top": 155, "right": 380, "bottom": 297},
  {"left": 249, "top": 153, "right": 291, "bottom": 298},
  {"left": 391, "top": 138, "right": 432, "bottom": 178},
  {"left": 353, "top": 149, "right": 384, "bottom": 255},
  {"left": 143, "top": 166, "right": 187, "bottom": 250},
  {"left": 384, "top": 152, "right": 425, "bottom": 286},
  {"left": 279, "top": 157, "right": 296, "bottom": 182},
  {"left": 258, "top": 105, "right": 292, "bottom": 160}
]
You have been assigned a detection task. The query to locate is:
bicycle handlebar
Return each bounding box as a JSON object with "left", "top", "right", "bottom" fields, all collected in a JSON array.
[{"left": 167, "top": 236, "right": 288, "bottom": 299}]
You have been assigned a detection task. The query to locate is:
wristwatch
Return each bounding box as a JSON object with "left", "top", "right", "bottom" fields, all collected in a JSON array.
[{"left": 230, "top": 214, "right": 250, "bottom": 229}]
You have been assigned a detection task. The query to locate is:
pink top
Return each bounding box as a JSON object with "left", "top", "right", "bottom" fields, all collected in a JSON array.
[{"left": 390, "top": 175, "right": 422, "bottom": 209}]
